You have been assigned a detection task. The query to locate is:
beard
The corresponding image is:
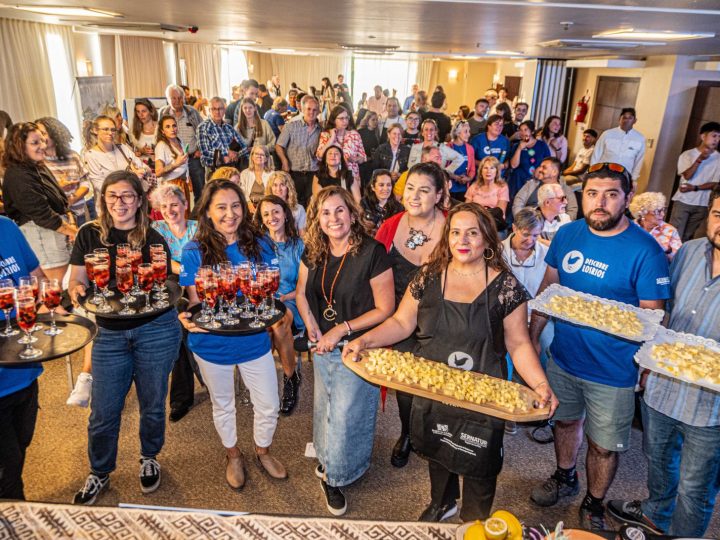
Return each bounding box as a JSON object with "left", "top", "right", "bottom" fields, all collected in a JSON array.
[
  {"left": 709, "top": 230, "right": 720, "bottom": 252},
  {"left": 584, "top": 208, "right": 624, "bottom": 231}
]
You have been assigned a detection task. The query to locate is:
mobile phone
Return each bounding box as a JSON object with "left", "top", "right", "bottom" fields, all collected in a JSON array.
[{"left": 183, "top": 143, "right": 190, "bottom": 154}]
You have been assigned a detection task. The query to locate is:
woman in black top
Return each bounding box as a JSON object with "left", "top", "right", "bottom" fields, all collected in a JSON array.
[
  {"left": 360, "top": 169, "right": 404, "bottom": 234},
  {"left": 373, "top": 123, "right": 410, "bottom": 184},
  {"left": 2, "top": 122, "right": 78, "bottom": 281},
  {"left": 345, "top": 203, "right": 556, "bottom": 522},
  {"left": 357, "top": 112, "right": 380, "bottom": 187},
  {"left": 311, "top": 145, "right": 360, "bottom": 202},
  {"left": 68, "top": 170, "right": 182, "bottom": 506}
]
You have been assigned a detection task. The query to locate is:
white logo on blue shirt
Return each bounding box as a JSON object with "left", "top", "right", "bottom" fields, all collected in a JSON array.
[{"left": 562, "top": 250, "right": 584, "bottom": 274}]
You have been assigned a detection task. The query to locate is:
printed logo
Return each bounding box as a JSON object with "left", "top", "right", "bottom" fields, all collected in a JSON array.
[
  {"left": 460, "top": 432, "right": 488, "bottom": 449},
  {"left": 432, "top": 424, "right": 452, "bottom": 437},
  {"left": 656, "top": 276, "right": 670, "bottom": 286},
  {"left": 562, "top": 250, "right": 584, "bottom": 274},
  {"left": 448, "top": 351, "right": 473, "bottom": 371}
]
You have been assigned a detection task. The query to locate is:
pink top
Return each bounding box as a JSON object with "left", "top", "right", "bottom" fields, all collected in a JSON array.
[
  {"left": 465, "top": 182, "right": 510, "bottom": 213},
  {"left": 642, "top": 221, "right": 682, "bottom": 260},
  {"left": 316, "top": 129, "right": 367, "bottom": 183}
]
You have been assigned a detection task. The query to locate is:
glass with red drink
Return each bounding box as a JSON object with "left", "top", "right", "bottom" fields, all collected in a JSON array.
[
  {"left": 92, "top": 259, "right": 113, "bottom": 313},
  {"left": 137, "top": 263, "right": 155, "bottom": 313},
  {"left": 19, "top": 275, "right": 44, "bottom": 331},
  {"left": 129, "top": 248, "right": 144, "bottom": 296},
  {"left": 116, "top": 264, "right": 136, "bottom": 315},
  {"left": 17, "top": 295, "right": 42, "bottom": 359},
  {"left": 200, "top": 274, "right": 221, "bottom": 329},
  {"left": 151, "top": 258, "right": 169, "bottom": 308},
  {"left": 41, "top": 278, "right": 64, "bottom": 335},
  {"left": 0, "top": 278, "right": 19, "bottom": 337},
  {"left": 116, "top": 243, "right": 130, "bottom": 258},
  {"left": 84, "top": 254, "right": 103, "bottom": 304},
  {"left": 93, "top": 248, "right": 115, "bottom": 297},
  {"left": 220, "top": 268, "right": 238, "bottom": 325},
  {"left": 265, "top": 265, "right": 281, "bottom": 316},
  {"left": 236, "top": 262, "right": 253, "bottom": 319},
  {"left": 247, "top": 278, "right": 265, "bottom": 329}
]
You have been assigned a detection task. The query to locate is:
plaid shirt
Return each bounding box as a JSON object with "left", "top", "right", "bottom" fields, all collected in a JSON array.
[
  {"left": 644, "top": 239, "right": 720, "bottom": 427},
  {"left": 196, "top": 119, "right": 243, "bottom": 167},
  {"left": 275, "top": 117, "right": 321, "bottom": 172}
]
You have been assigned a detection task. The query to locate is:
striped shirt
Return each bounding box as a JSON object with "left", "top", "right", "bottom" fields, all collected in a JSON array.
[
  {"left": 644, "top": 238, "right": 720, "bottom": 427},
  {"left": 275, "top": 117, "right": 321, "bottom": 172},
  {"left": 196, "top": 119, "right": 243, "bottom": 167}
]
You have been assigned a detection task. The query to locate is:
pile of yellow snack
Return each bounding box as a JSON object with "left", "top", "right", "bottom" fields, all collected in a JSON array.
[
  {"left": 651, "top": 341, "right": 720, "bottom": 384},
  {"left": 547, "top": 294, "right": 644, "bottom": 338},
  {"left": 364, "top": 349, "right": 528, "bottom": 412}
]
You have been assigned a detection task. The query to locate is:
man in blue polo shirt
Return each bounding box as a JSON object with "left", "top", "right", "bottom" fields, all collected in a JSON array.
[
  {"left": 0, "top": 216, "right": 45, "bottom": 500},
  {"left": 528, "top": 164, "right": 671, "bottom": 530},
  {"left": 470, "top": 114, "right": 510, "bottom": 172}
]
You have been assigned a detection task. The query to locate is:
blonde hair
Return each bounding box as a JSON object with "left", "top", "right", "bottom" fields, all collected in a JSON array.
[
  {"left": 210, "top": 166, "right": 241, "bottom": 182},
  {"left": 248, "top": 146, "right": 274, "bottom": 173},
  {"left": 477, "top": 156, "right": 505, "bottom": 187},
  {"left": 629, "top": 191, "right": 667, "bottom": 219},
  {"left": 265, "top": 171, "right": 298, "bottom": 210}
]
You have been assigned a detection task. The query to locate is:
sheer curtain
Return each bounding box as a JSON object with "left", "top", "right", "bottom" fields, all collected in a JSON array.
[
  {"left": 416, "top": 59, "right": 434, "bottom": 94},
  {"left": 178, "top": 43, "right": 222, "bottom": 99},
  {"left": 115, "top": 35, "right": 168, "bottom": 100},
  {"left": 270, "top": 54, "right": 349, "bottom": 97},
  {"left": 0, "top": 18, "right": 58, "bottom": 121}
]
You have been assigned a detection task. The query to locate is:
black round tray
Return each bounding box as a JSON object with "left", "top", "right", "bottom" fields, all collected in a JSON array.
[
  {"left": 0, "top": 314, "right": 98, "bottom": 365},
  {"left": 79, "top": 280, "right": 182, "bottom": 319},
  {"left": 189, "top": 299, "right": 286, "bottom": 336}
]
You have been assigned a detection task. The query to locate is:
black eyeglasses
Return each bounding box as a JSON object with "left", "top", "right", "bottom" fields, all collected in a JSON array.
[{"left": 104, "top": 193, "right": 138, "bottom": 204}]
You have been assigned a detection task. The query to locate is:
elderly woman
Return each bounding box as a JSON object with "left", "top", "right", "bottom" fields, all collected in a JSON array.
[
  {"left": 316, "top": 105, "right": 366, "bottom": 187},
  {"left": 265, "top": 171, "right": 306, "bottom": 234},
  {"left": 630, "top": 191, "right": 682, "bottom": 260},
  {"left": 238, "top": 146, "right": 274, "bottom": 213},
  {"left": 2, "top": 122, "right": 78, "bottom": 282}
]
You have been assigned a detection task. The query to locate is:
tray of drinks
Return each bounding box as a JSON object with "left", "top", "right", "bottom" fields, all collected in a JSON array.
[
  {"left": 78, "top": 280, "right": 182, "bottom": 319},
  {"left": 0, "top": 313, "right": 98, "bottom": 365},
  {"left": 188, "top": 299, "right": 286, "bottom": 335}
]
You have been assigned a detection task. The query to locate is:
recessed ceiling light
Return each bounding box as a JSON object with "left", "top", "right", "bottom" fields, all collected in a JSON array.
[
  {"left": 595, "top": 28, "right": 715, "bottom": 41},
  {"left": 486, "top": 50, "right": 524, "bottom": 56},
  {"left": 218, "top": 39, "right": 258, "bottom": 45},
  {"left": 13, "top": 5, "right": 122, "bottom": 17},
  {"left": 270, "top": 48, "right": 295, "bottom": 54}
]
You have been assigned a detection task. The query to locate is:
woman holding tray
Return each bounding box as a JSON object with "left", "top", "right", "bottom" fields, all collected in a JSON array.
[
  {"left": 68, "top": 170, "right": 181, "bottom": 505},
  {"left": 178, "top": 180, "right": 288, "bottom": 490},
  {"left": 344, "top": 202, "right": 557, "bottom": 522},
  {"left": 295, "top": 186, "right": 394, "bottom": 516}
]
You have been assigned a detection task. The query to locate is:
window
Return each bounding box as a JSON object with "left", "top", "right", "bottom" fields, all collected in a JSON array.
[
  {"left": 45, "top": 32, "right": 81, "bottom": 150},
  {"left": 220, "top": 48, "right": 249, "bottom": 102},
  {"left": 352, "top": 58, "right": 418, "bottom": 106}
]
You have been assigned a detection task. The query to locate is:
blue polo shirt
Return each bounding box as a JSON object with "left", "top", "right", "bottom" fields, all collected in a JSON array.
[
  {"left": 470, "top": 132, "right": 510, "bottom": 164},
  {"left": 263, "top": 109, "right": 286, "bottom": 138},
  {"left": 0, "top": 216, "right": 42, "bottom": 398}
]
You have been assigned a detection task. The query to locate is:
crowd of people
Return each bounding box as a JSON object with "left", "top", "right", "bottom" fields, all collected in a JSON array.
[{"left": 0, "top": 74, "right": 719, "bottom": 537}]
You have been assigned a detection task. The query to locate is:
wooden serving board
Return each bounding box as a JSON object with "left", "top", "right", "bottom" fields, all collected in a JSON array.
[{"left": 343, "top": 350, "right": 551, "bottom": 422}]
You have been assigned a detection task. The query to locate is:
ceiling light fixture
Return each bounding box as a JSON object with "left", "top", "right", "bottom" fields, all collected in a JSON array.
[
  {"left": 486, "top": 50, "right": 524, "bottom": 56},
  {"left": 13, "top": 5, "right": 122, "bottom": 17},
  {"left": 594, "top": 28, "right": 715, "bottom": 41},
  {"left": 218, "top": 39, "right": 259, "bottom": 45},
  {"left": 270, "top": 48, "right": 295, "bottom": 54}
]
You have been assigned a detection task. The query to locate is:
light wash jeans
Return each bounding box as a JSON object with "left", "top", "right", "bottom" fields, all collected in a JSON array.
[
  {"left": 640, "top": 401, "right": 720, "bottom": 537},
  {"left": 313, "top": 349, "right": 379, "bottom": 487}
]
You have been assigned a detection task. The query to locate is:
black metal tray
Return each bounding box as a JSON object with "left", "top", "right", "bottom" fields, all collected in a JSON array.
[
  {"left": 0, "top": 314, "right": 98, "bottom": 365},
  {"left": 79, "top": 280, "right": 182, "bottom": 319},
  {"left": 189, "top": 300, "right": 286, "bottom": 336}
]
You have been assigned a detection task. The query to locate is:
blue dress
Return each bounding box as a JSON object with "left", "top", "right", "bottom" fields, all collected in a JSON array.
[{"left": 507, "top": 140, "right": 550, "bottom": 199}]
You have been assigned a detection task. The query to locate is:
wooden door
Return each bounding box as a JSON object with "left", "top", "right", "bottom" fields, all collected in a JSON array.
[
  {"left": 590, "top": 76, "right": 640, "bottom": 134},
  {"left": 503, "top": 76, "right": 522, "bottom": 100}
]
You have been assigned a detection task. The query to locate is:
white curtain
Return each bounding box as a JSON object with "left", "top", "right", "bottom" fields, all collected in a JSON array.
[
  {"left": 178, "top": 42, "right": 222, "bottom": 99},
  {"left": 115, "top": 35, "right": 168, "bottom": 100},
  {"left": 270, "top": 55, "right": 349, "bottom": 97},
  {"left": 0, "top": 18, "right": 58, "bottom": 121},
  {"left": 417, "top": 59, "right": 434, "bottom": 94}
]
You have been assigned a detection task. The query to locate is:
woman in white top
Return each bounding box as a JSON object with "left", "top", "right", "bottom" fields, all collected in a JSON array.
[
  {"left": 236, "top": 98, "right": 276, "bottom": 154},
  {"left": 154, "top": 115, "right": 191, "bottom": 207},
  {"left": 265, "top": 171, "right": 306, "bottom": 235},
  {"left": 407, "top": 119, "right": 464, "bottom": 174},
  {"left": 83, "top": 115, "right": 148, "bottom": 203},
  {"left": 239, "top": 145, "right": 274, "bottom": 213},
  {"left": 540, "top": 116, "right": 568, "bottom": 164},
  {"left": 129, "top": 98, "right": 158, "bottom": 165}
]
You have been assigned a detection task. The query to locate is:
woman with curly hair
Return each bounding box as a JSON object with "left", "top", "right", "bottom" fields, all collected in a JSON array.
[
  {"left": 629, "top": 191, "right": 682, "bottom": 260},
  {"left": 295, "top": 186, "right": 394, "bottom": 516},
  {"left": 265, "top": 171, "right": 306, "bottom": 234}
]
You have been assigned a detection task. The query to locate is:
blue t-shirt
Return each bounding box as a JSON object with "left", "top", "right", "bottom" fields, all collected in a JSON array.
[
  {"left": 507, "top": 140, "right": 551, "bottom": 199},
  {"left": 266, "top": 235, "right": 305, "bottom": 330},
  {"left": 450, "top": 143, "right": 469, "bottom": 193},
  {"left": 263, "top": 109, "right": 286, "bottom": 138},
  {"left": 180, "top": 238, "right": 274, "bottom": 365},
  {"left": 470, "top": 133, "right": 510, "bottom": 165},
  {"left": 0, "top": 216, "right": 43, "bottom": 398},
  {"left": 545, "top": 219, "right": 671, "bottom": 387},
  {"left": 152, "top": 220, "right": 198, "bottom": 263}
]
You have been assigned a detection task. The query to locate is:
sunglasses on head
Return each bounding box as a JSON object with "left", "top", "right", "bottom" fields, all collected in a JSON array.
[{"left": 587, "top": 162, "right": 632, "bottom": 183}]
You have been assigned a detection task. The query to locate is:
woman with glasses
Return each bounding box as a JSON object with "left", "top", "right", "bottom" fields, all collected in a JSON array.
[
  {"left": 629, "top": 191, "right": 681, "bottom": 261},
  {"left": 402, "top": 111, "right": 422, "bottom": 146},
  {"left": 316, "top": 105, "right": 367, "bottom": 188},
  {"left": 446, "top": 119, "right": 476, "bottom": 201},
  {"left": 67, "top": 171, "right": 180, "bottom": 506}
]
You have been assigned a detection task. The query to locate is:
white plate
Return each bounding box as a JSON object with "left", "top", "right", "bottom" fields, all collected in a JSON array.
[{"left": 529, "top": 283, "right": 664, "bottom": 343}]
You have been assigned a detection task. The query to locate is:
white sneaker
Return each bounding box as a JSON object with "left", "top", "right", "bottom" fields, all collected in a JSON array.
[{"left": 67, "top": 372, "right": 93, "bottom": 407}]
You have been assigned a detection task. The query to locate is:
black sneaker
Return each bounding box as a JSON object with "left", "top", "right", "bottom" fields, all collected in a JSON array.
[
  {"left": 530, "top": 470, "right": 579, "bottom": 507},
  {"left": 73, "top": 473, "right": 109, "bottom": 505},
  {"left": 418, "top": 501, "right": 458, "bottom": 522},
  {"left": 320, "top": 478, "right": 347, "bottom": 516},
  {"left": 579, "top": 504, "right": 608, "bottom": 531},
  {"left": 607, "top": 500, "right": 664, "bottom": 534},
  {"left": 140, "top": 457, "right": 161, "bottom": 493}
]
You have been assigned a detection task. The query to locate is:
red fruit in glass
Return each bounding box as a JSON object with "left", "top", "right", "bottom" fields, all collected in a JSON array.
[
  {"left": 85, "top": 259, "right": 96, "bottom": 280},
  {"left": 117, "top": 267, "right": 133, "bottom": 294},
  {"left": 239, "top": 276, "right": 250, "bottom": 296},
  {"left": 204, "top": 283, "right": 218, "bottom": 308},
  {"left": 116, "top": 257, "right": 130, "bottom": 269},
  {"left": 195, "top": 277, "right": 206, "bottom": 300},
  {"left": 19, "top": 285, "right": 34, "bottom": 300},
  {"left": 42, "top": 288, "right": 62, "bottom": 309},
  {"left": 130, "top": 251, "right": 142, "bottom": 273},
  {"left": 152, "top": 260, "right": 167, "bottom": 286},
  {"left": 138, "top": 269, "right": 154, "bottom": 292},
  {"left": 248, "top": 282, "right": 264, "bottom": 305},
  {"left": 0, "top": 289, "right": 14, "bottom": 311},
  {"left": 94, "top": 264, "right": 110, "bottom": 289},
  {"left": 17, "top": 302, "right": 37, "bottom": 332},
  {"left": 31, "top": 284, "right": 39, "bottom": 300},
  {"left": 117, "top": 246, "right": 129, "bottom": 258}
]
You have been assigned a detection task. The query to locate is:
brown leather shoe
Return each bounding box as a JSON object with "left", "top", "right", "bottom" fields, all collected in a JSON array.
[
  {"left": 255, "top": 452, "right": 288, "bottom": 480},
  {"left": 226, "top": 452, "right": 245, "bottom": 490}
]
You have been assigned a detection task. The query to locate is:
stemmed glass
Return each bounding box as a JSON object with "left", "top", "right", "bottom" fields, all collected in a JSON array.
[
  {"left": 116, "top": 261, "right": 136, "bottom": 315},
  {"left": 0, "top": 279, "right": 19, "bottom": 337},
  {"left": 137, "top": 263, "right": 155, "bottom": 313},
  {"left": 247, "top": 277, "right": 265, "bottom": 329},
  {"left": 237, "top": 263, "right": 253, "bottom": 319},
  {"left": 200, "top": 274, "right": 222, "bottom": 329},
  {"left": 17, "top": 295, "right": 42, "bottom": 359},
  {"left": 130, "top": 248, "right": 144, "bottom": 297},
  {"left": 19, "top": 276, "right": 43, "bottom": 333},
  {"left": 149, "top": 245, "right": 165, "bottom": 293},
  {"left": 265, "top": 266, "right": 281, "bottom": 317},
  {"left": 92, "top": 258, "right": 113, "bottom": 313},
  {"left": 84, "top": 254, "right": 103, "bottom": 304},
  {"left": 220, "top": 267, "right": 239, "bottom": 325},
  {"left": 93, "top": 249, "right": 115, "bottom": 297},
  {"left": 152, "top": 256, "right": 169, "bottom": 308},
  {"left": 194, "top": 267, "right": 213, "bottom": 323},
  {"left": 41, "top": 278, "right": 63, "bottom": 335}
]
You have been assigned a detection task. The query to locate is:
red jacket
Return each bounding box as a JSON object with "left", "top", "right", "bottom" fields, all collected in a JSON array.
[{"left": 375, "top": 211, "right": 406, "bottom": 252}]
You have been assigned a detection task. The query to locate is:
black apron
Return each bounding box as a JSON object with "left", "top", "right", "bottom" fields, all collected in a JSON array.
[{"left": 410, "top": 269, "right": 506, "bottom": 479}]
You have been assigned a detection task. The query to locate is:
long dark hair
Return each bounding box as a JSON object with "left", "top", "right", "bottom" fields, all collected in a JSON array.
[
  {"left": 325, "top": 104, "right": 356, "bottom": 131},
  {"left": 252, "top": 195, "right": 300, "bottom": 246},
  {"left": 237, "top": 97, "right": 265, "bottom": 138},
  {"left": 2, "top": 122, "right": 41, "bottom": 167},
  {"left": 155, "top": 114, "right": 182, "bottom": 158},
  {"left": 35, "top": 117, "right": 74, "bottom": 160},
  {"left": 317, "top": 144, "right": 353, "bottom": 186},
  {"left": 95, "top": 170, "right": 150, "bottom": 249},
  {"left": 194, "top": 180, "right": 260, "bottom": 266},
  {"left": 541, "top": 115, "right": 563, "bottom": 139},
  {"left": 495, "top": 102, "right": 513, "bottom": 124},
  {"left": 131, "top": 98, "right": 158, "bottom": 141}
]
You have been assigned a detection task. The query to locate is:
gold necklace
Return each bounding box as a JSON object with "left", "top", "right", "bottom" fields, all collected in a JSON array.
[{"left": 450, "top": 264, "right": 485, "bottom": 277}]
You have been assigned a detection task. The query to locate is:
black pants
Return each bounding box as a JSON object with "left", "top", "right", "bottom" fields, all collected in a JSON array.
[
  {"left": 397, "top": 390, "right": 413, "bottom": 437},
  {"left": 169, "top": 338, "right": 198, "bottom": 410},
  {"left": 290, "top": 170, "right": 315, "bottom": 207},
  {"left": 0, "top": 380, "right": 39, "bottom": 500},
  {"left": 429, "top": 460, "right": 498, "bottom": 521}
]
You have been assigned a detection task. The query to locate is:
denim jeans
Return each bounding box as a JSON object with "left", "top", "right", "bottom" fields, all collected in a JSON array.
[
  {"left": 88, "top": 310, "right": 181, "bottom": 475},
  {"left": 313, "top": 349, "right": 379, "bottom": 487},
  {"left": 187, "top": 156, "right": 206, "bottom": 205},
  {"left": 641, "top": 400, "right": 720, "bottom": 537}
]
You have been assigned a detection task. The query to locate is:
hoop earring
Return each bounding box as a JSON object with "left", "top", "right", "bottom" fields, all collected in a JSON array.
[{"left": 483, "top": 247, "right": 495, "bottom": 261}]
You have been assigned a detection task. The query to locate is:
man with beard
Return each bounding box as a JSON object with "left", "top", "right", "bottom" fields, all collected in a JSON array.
[
  {"left": 528, "top": 163, "right": 671, "bottom": 530},
  {"left": 607, "top": 186, "right": 720, "bottom": 537}
]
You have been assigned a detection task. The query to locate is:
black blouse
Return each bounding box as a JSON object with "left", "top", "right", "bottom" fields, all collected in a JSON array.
[{"left": 3, "top": 162, "right": 69, "bottom": 230}]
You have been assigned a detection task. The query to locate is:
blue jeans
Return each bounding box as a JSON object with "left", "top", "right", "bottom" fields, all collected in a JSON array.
[
  {"left": 188, "top": 156, "right": 206, "bottom": 205},
  {"left": 313, "top": 349, "right": 379, "bottom": 487},
  {"left": 88, "top": 310, "right": 181, "bottom": 475},
  {"left": 641, "top": 400, "right": 720, "bottom": 536}
]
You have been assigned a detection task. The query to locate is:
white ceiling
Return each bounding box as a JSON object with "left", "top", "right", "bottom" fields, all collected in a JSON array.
[{"left": 2, "top": 0, "right": 720, "bottom": 59}]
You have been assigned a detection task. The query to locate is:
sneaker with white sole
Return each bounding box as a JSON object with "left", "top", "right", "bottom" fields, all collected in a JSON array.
[
  {"left": 73, "top": 473, "right": 109, "bottom": 505},
  {"left": 320, "top": 477, "right": 347, "bottom": 516},
  {"left": 607, "top": 499, "right": 664, "bottom": 534},
  {"left": 139, "top": 457, "right": 161, "bottom": 493},
  {"left": 67, "top": 372, "right": 92, "bottom": 407}
]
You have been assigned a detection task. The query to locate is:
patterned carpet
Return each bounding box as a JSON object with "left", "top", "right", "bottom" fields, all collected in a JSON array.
[{"left": 0, "top": 502, "right": 457, "bottom": 540}]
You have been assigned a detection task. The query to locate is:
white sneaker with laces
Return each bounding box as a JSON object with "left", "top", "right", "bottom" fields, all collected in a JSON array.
[{"left": 67, "top": 372, "right": 93, "bottom": 407}]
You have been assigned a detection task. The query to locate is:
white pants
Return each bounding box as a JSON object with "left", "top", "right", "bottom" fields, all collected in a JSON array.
[{"left": 194, "top": 352, "right": 279, "bottom": 449}]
